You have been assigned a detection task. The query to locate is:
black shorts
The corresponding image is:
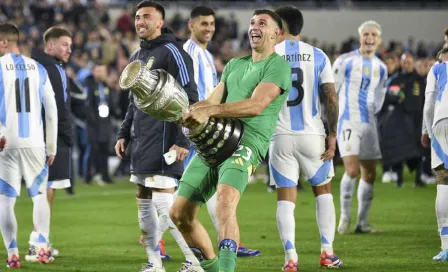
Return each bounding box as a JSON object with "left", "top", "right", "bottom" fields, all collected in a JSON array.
[{"left": 48, "top": 146, "right": 72, "bottom": 181}]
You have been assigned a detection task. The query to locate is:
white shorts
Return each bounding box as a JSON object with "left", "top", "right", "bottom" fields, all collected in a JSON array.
[
  {"left": 431, "top": 119, "right": 448, "bottom": 169},
  {"left": 337, "top": 120, "right": 382, "bottom": 160},
  {"left": 47, "top": 179, "right": 71, "bottom": 189},
  {"left": 130, "top": 174, "right": 178, "bottom": 189},
  {"left": 0, "top": 147, "right": 48, "bottom": 197},
  {"left": 269, "top": 134, "right": 334, "bottom": 188}
]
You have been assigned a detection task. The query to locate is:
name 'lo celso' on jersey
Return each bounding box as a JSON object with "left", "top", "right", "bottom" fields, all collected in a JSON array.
[{"left": 0, "top": 53, "right": 57, "bottom": 154}]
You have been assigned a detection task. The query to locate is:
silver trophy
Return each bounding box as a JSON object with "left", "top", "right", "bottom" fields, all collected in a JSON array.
[{"left": 119, "top": 60, "right": 244, "bottom": 167}]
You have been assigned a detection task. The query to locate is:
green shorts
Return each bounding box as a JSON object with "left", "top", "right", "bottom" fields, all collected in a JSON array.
[{"left": 178, "top": 143, "right": 261, "bottom": 206}]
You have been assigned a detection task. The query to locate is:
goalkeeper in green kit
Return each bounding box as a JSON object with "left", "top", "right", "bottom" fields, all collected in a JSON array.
[{"left": 170, "top": 9, "right": 292, "bottom": 272}]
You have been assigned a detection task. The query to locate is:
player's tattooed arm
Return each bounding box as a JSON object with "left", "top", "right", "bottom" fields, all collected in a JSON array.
[
  {"left": 322, "top": 83, "right": 339, "bottom": 137},
  {"left": 435, "top": 167, "right": 448, "bottom": 185}
]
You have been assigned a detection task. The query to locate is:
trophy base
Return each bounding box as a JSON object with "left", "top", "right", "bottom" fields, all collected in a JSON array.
[{"left": 184, "top": 118, "right": 244, "bottom": 168}]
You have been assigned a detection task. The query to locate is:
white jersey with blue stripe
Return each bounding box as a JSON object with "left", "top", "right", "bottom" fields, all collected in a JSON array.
[
  {"left": 183, "top": 39, "right": 218, "bottom": 101},
  {"left": 426, "top": 61, "right": 448, "bottom": 127},
  {"left": 274, "top": 40, "right": 334, "bottom": 136},
  {"left": 0, "top": 53, "right": 57, "bottom": 154},
  {"left": 333, "top": 50, "right": 387, "bottom": 133}
]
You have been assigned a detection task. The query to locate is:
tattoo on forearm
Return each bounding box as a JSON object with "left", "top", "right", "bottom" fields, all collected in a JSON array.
[
  {"left": 322, "top": 83, "right": 339, "bottom": 136},
  {"left": 436, "top": 169, "right": 448, "bottom": 185}
]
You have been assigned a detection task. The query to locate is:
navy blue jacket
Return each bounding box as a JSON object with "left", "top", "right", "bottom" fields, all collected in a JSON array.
[
  {"left": 32, "top": 51, "right": 74, "bottom": 148},
  {"left": 117, "top": 30, "right": 198, "bottom": 178}
]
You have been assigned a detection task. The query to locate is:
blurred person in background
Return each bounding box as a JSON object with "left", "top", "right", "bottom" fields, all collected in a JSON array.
[
  {"left": 84, "top": 62, "right": 114, "bottom": 186},
  {"left": 378, "top": 53, "right": 426, "bottom": 188},
  {"left": 384, "top": 53, "right": 400, "bottom": 78},
  {"left": 334, "top": 20, "right": 388, "bottom": 234},
  {"left": 380, "top": 53, "right": 400, "bottom": 184}
]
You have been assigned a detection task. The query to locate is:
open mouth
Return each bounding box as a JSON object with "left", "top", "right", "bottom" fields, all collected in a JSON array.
[
  {"left": 365, "top": 41, "right": 375, "bottom": 46},
  {"left": 251, "top": 33, "right": 261, "bottom": 43}
]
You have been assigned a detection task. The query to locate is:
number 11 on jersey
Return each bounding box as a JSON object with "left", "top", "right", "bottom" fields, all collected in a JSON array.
[{"left": 15, "top": 77, "right": 31, "bottom": 138}]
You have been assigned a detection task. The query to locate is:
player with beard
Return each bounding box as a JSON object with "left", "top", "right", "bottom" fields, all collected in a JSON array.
[
  {"left": 333, "top": 21, "right": 388, "bottom": 234},
  {"left": 182, "top": 5, "right": 261, "bottom": 258},
  {"left": 170, "top": 9, "right": 291, "bottom": 272},
  {"left": 115, "top": 1, "right": 198, "bottom": 271},
  {"left": 24, "top": 26, "right": 74, "bottom": 262}
]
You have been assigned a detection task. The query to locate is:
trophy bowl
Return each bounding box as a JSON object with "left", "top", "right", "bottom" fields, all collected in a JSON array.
[{"left": 119, "top": 60, "right": 244, "bottom": 167}]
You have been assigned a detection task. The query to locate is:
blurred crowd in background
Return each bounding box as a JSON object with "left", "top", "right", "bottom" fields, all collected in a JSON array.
[{"left": 1, "top": 0, "right": 445, "bottom": 186}]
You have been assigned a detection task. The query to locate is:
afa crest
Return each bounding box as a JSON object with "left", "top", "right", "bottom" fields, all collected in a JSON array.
[
  {"left": 363, "top": 66, "right": 370, "bottom": 76},
  {"left": 146, "top": 57, "right": 155, "bottom": 69},
  {"left": 413, "top": 81, "right": 420, "bottom": 96}
]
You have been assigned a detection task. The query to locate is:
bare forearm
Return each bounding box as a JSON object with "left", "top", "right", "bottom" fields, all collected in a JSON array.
[
  {"left": 207, "top": 99, "right": 263, "bottom": 118},
  {"left": 191, "top": 99, "right": 213, "bottom": 109},
  {"left": 322, "top": 83, "right": 339, "bottom": 136}
]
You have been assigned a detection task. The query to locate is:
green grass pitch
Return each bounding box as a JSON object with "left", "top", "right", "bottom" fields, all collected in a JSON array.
[{"left": 5, "top": 166, "right": 448, "bottom": 271}]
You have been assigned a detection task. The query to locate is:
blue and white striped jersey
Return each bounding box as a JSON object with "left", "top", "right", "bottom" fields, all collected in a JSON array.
[
  {"left": 0, "top": 53, "right": 57, "bottom": 154},
  {"left": 274, "top": 40, "right": 334, "bottom": 136},
  {"left": 183, "top": 39, "right": 218, "bottom": 101},
  {"left": 333, "top": 50, "right": 387, "bottom": 134},
  {"left": 426, "top": 61, "right": 448, "bottom": 127}
]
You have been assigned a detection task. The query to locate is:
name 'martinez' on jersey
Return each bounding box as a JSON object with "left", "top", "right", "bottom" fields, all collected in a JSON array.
[
  {"left": 274, "top": 39, "right": 334, "bottom": 136},
  {"left": 0, "top": 53, "right": 57, "bottom": 153}
]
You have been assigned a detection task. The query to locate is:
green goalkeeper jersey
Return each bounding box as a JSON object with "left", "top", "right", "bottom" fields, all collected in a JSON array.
[{"left": 221, "top": 52, "right": 291, "bottom": 159}]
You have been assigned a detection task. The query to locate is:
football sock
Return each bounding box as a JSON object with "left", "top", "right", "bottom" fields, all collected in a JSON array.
[
  {"left": 31, "top": 193, "right": 51, "bottom": 249},
  {"left": 153, "top": 192, "right": 200, "bottom": 265},
  {"left": 277, "top": 200, "right": 298, "bottom": 262},
  {"left": 29, "top": 231, "right": 39, "bottom": 245},
  {"left": 316, "top": 194, "right": 335, "bottom": 255},
  {"left": 206, "top": 192, "right": 219, "bottom": 234},
  {"left": 340, "top": 173, "right": 357, "bottom": 220},
  {"left": 219, "top": 239, "right": 237, "bottom": 272},
  {"left": 137, "top": 198, "right": 162, "bottom": 268},
  {"left": 357, "top": 179, "right": 374, "bottom": 227},
  {"left": 200, "top": 256, "right": 219, "bottom": 272},
  {"left": 0, "top": 194, "right": 18, "bottom": 257},
  {"left": 436, "top": 185, "right": 448, "bottom": 250}
]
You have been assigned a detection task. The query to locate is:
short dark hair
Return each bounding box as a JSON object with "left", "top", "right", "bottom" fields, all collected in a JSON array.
[
  {"left": 137, "top": 0, "right": 165, "bottom": 20},
  {"left": 275, "top": 6, "right": 304, "bottom": 36},
  {"left": 43, "top": 26, "right": 72, "bottom": 44},
  {"left": 252, "top": 9, "right": 283, "bottom": 30},
  {"left": 445, "top": 28, "right": 448, "bottom": 36},
  {"left": 0, "top": 22, "right": 19, "bottom": 42},
  {"left": 383, "top": 53, "right": 398, "bottom": 61},
  {"left": 190, "top": 6, "right": 215, "bottom": 20}
]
